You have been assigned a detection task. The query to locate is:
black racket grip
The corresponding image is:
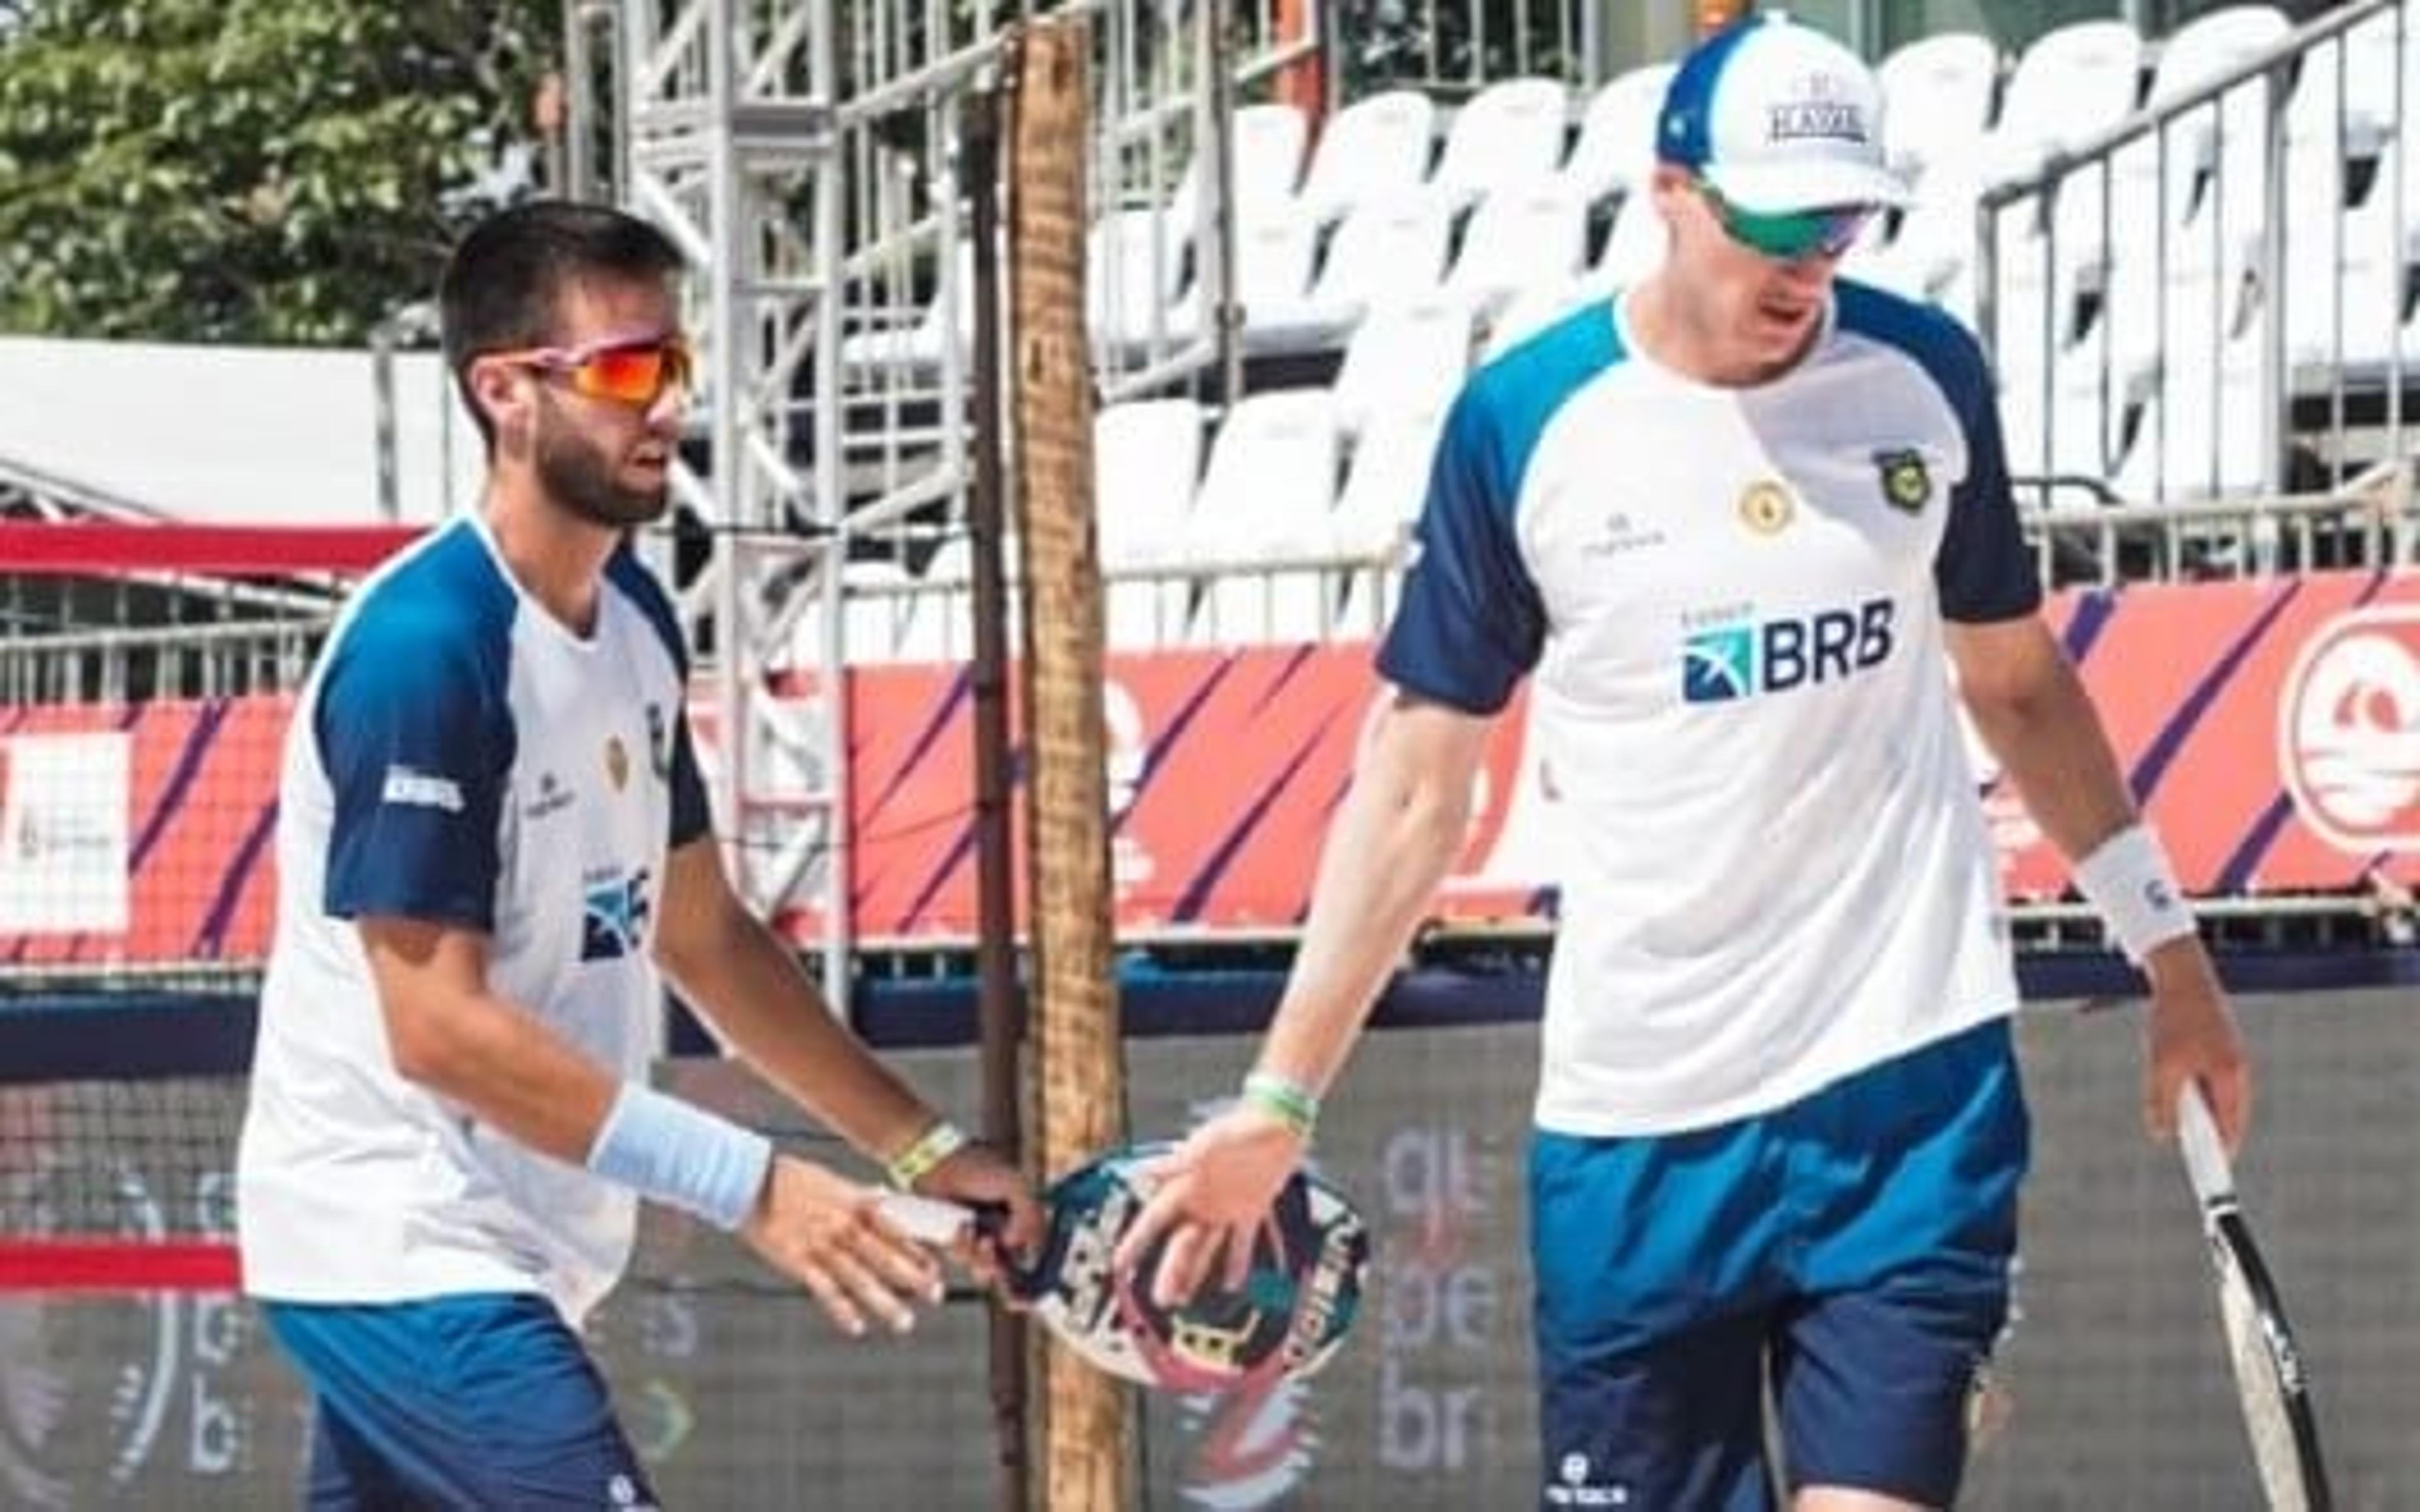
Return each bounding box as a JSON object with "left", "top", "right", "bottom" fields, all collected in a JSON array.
[{"left": 964, "top": 1199, "right": 1052, "bottom": 1301}]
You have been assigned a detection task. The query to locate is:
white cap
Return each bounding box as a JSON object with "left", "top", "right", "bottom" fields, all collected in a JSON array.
[{"left": 1656, "top": 13, "right": 1907, "bottom": 214}]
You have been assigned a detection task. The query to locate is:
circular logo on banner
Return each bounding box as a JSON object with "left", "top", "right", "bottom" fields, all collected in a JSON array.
[{"left": 2278, "top": 607, "right": 2420, "bottom": 851}]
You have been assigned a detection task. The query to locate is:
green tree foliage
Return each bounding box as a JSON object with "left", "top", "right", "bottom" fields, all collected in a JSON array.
[{"left": 0, "top": 0, "right": 562, "bottom": 343}]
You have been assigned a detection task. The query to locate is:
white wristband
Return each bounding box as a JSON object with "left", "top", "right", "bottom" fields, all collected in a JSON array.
[
  {"left": 2071, "top": 824, "right": 2196, "bottom": 965},
  {"left": 585, "top": 1084, "right": 773, "bottom": 1232}
]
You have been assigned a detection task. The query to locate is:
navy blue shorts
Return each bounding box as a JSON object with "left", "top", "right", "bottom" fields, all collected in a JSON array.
[
  {"left": 262, "top": 1292, "right": 657, "bottom": 1510},
  {"left": 1530, "top": 1019, "right": 2027, "bottom": 1509}
]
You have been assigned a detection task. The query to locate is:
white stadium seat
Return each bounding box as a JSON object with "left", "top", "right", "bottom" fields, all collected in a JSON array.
[
  {"left": 1331, "top": 412, "right": 1446, "bottom": 638},
  {"left": 1297, "top": 89, "right": 1436, "bottom": 227},
  {"left": 1094, "top": 398, "right": 1206, "bottom": 570},
  {"left": 1429, "top": 77, "right": 1572, "bottom": 210},
  {"left": 1443, "top": 179, "right": 1589, "bottom": 318},
  {"left": 1587, "top": 189, "right": 1668, "bottom": 293},
  {"left": 1185, "top": 390, "right": 1341, "bottom": 561},
  {"left": 1185, "top": 390, "right": 1344, "bottom": 644},
  {"left": 1331, "top": 411, "right": 1444, "bottom": 558},
  {"left": 1876, "top": 32, "right": 2000, "bottom": 178},
  {"left": 1095, "top": 398, "right": 1207, "bottom": 651},
  {"left": 1559, "top": 64, "right": 1676, "bottom": 209},
  {"left": 1088, "top": 208, "right": 1197, "bottom": 355},
  {"left": 1167, "top": 101, "right": 1311, "bottom": 232},
  {"left": 2133, "top": 4, "right": 2291, "bottom": 256},
  {"left": 2115, "top": 328, "right": 2274, "bottom": 503},
  {"left": 1164, "top": 208, "right": 1322, "bottom": 355},
  {"left": 1252, "top": 190, "right": 1455, "bottom": 350},
  {"left": 2285, "top": 10, "right": 2402, "bottom": 158},
  {"left": 1999, "top": 336, "right": 2140, "bottom": 510},
  {"left": 2279, "top": 139, "right": 2412, "bottom": 370},
  {"left": 1850, "top": 149, "right": 1985, "bottom": 305},
  {"left": 1982, "top": 20, "right": 2143, "bottom": 188},
  {"left": 1332, "top": 295, "right": 1473, "bottom": 444}
]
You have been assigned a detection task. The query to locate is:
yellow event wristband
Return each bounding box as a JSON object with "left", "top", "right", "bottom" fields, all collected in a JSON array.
[{"left": 884, "top": 1118, "right": 970, "bottom": 1190}]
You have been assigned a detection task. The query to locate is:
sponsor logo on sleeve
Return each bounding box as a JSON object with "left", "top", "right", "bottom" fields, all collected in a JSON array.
[{"left": 379, "top": 766, "right": 464, "bottom": 813}]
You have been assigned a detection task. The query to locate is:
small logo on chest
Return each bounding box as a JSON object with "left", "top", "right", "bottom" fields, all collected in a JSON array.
[
  {"left": 1584, "top": 510, "right": 1668, "bottom": 558},
  {"left": 1875, "top": 447, "right": 1931, "bottom": 513},
  {"left": 605, "top": 736, "right": 630, "bottom": 792},
  {"left": 524, "top": 771, "right": 574, "bottom": 820},
  {"left": 1737, "top": 479, "right": 1795, "bottom": 536}
]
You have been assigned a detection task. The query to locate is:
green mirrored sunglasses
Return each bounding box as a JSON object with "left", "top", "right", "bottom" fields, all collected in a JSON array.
[{"left": 1698, "top": 180, "right": 1877, "bottom": 263}]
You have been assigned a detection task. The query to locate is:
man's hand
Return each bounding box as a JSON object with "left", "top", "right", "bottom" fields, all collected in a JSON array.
[
  {"left": 2140, "top": 939, "right": 2250, "bottom": 1152},
  {"left": 1112, "top": 1104, "right": 1305, "bottom": 1308},
  {"left": 909, "top": 1143, "right": 1044, "bottom": 1293},
  {"left": 739, "top": 1155, "right": 946, "bottom": 1337}
]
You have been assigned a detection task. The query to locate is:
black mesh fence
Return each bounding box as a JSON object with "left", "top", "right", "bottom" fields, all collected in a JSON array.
[{"left": 3, "top": 990, "right": 2415, "bottom": 1508}]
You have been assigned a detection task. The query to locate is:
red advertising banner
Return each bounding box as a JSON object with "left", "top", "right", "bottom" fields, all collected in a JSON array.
[
  {"left": 807, "top": 571, "right": 2420, "bottom": 941},
  {"left": 11, "top": 570, "right": 2420, "bottom": 965}
]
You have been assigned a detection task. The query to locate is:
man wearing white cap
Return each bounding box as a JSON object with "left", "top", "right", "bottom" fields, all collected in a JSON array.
[{"left": 1119, "top": 12, "right": 2251, "bottom": 1508}]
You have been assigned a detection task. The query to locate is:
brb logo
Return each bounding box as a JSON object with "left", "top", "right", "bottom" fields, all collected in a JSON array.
[
  {"left": 1681, "top": 598, "right": 1895, "bottom": 704},
  {"left": 2279, "top": 607, "right": 2420, "bottom": 850},
  {"left": 581, "top": 868, "right": 653, "bottom": 961}
]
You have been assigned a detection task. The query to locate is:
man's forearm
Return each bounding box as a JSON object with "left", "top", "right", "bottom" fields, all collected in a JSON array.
[
  {"left": 1966, "top": 653, "right": 2139, "bottom": 861},
  {"left": 1254, "top": 750, "right": 1473, "bottom": 1097},
  {"left": 1965, "top": 651, "right": 2206, "bottom": 970},
  {"left": 383, "top": 984, "right": 622, "bottom": 1166},
  {"left": 670, "top": 917, "right": 937, "bottom": 1164}
]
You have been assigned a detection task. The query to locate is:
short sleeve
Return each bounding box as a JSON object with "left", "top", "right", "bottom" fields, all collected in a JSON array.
[
  {"left": 1374, "top": 387, "right": 1548, "bottom": 714},
  {"left": 1929, "top": 323, "right": 2043, "bottom": 623},
  {"left": 667, "top": 705, "right": 710, "bottom": 847},
  {"left": 606, "top": 544, "right": 711, "bottom": 849},
  {"left": 315, "top": 617, "right": 512, "bottom": 929}
]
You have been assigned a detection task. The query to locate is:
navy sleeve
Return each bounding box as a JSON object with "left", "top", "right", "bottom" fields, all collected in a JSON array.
[
  {"left": 1374, "top": 383, "right": 1548, "bottom": 714},
  {"left": 316, "top": 612, "right": 512, "bottom": 930},
  {"left": 1927, "top": 318, "right": 2043, "bottom": 623},
  {"left": 606, "top": 544, "right": 712, "bottom": 849},
  {"left": 667, "top": 706, "right": 710, "bottom": 848}
]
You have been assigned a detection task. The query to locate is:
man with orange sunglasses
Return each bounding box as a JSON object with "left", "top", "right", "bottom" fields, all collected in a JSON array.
[
  {"left": 1122, "top": 14, "right": 2250, "bottom": 1509},
  {"left": 234, "top": 200, "right": 1040, "bottom": 1507}
]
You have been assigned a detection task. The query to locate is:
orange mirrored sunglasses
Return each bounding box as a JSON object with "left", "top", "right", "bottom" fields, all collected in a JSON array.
[{"left": 488, "top": 331, "right": 694, "bottom": 406}]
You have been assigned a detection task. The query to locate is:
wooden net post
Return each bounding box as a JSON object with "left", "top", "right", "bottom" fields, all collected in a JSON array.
[{"left": 1006, "top": 17, "right": 1133, "bottom": 1512}]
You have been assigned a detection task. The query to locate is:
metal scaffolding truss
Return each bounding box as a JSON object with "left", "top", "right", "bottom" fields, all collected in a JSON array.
[
  {"left": 594, "top": 1, "right": 858, "bottom": 1007},
  {"left": 586, "top": 1, "right": 1317, "bottom": 990}
]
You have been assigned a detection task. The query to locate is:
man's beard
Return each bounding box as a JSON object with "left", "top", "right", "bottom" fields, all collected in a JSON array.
[{"left": 534, "top": 413, "right": 671, "bottom": 529}]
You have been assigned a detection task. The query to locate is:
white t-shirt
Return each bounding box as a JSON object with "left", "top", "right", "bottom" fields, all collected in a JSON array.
[
  {"left": 1379, "top": 282, "right": 2037, "bottom": 1137},
  {"left": 236, "top": 517, "right": 710, "bottom": 1323}
]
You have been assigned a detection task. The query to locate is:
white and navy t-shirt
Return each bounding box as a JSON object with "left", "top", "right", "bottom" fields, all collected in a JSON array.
[
  {"left": 236, "top": 517, "right": 710, "bottom": 1323},
  {"left": 1381, "top": 281, "right": 2039, "bottom": 1137}
]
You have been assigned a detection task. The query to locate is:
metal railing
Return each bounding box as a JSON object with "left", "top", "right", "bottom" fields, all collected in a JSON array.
[
  {"left": 1979, "top": 0, "right": 2415, "bottom": 519},
  {"left": 2024, "top": 455, "right": 2418, "bottom": 587}
]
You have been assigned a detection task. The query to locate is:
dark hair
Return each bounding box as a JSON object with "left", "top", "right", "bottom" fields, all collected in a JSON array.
[{"left": 438, "top": 200, "right": 687, "bottom": 447}]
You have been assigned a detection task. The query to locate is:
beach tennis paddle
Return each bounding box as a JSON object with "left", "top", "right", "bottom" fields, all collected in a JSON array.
[{"left": 879, "top": 1143, "right": 1369, "bottom": 1394}]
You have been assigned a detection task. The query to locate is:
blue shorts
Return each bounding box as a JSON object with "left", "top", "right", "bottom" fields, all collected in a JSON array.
[
  {"left": 262, "top": 1292, "right": 657, "bottom": 1510},
  {"left": 1530, "top": 1019, "right": 2027, "bottom": 1510}
]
